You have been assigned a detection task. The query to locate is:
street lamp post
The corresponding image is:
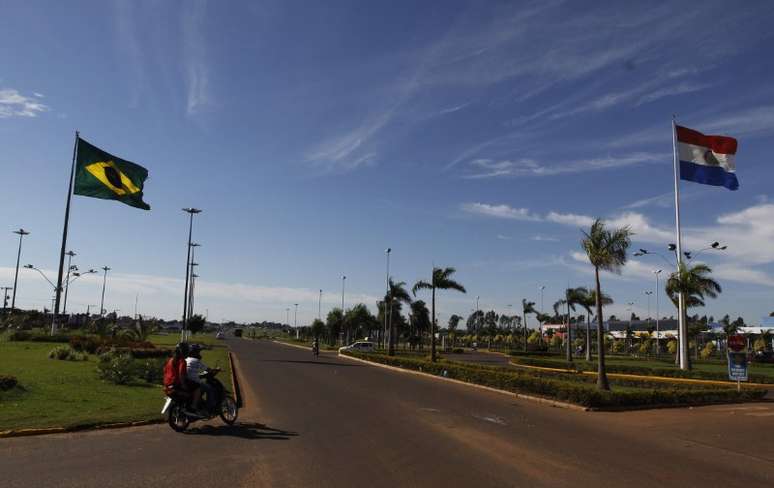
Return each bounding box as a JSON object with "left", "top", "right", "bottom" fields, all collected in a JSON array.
[
  {"left": 99, "top": 266, "right": 111, "bottom": 316},
  {"left": 62, "top": 251, "right": 76, "bottom": 315},
  {"left": 24, "top": 264, "right": 58, "bottom": 333},
  {"left": 654, "top": 269, "right": 662, "bottom": 357},
  {"left": 539, "top": 285, "right": 545, "bottom": 337},
  {"left": 11, "top": 229, "right": 30, "bottom": 312},
  {"left": 318, "top": 289, "right": 323, "bottom": 321},
  {"left": 188, "top": 243, "right": 201, "bottom": 320},
  {"left": 64, "top": 268, "right": 96, "bottom": 315},
  {"left": 294, "top": 303, "right": 298, "bottom": 329},
  {"left": 181, "top": 208, "right": 202, "bottom": 341},
  {"left": 341, "top": 275, "right": 346, "bottom": 345},
  {"left": 384, "top": 248, "right": 391, "bottom": 350}
]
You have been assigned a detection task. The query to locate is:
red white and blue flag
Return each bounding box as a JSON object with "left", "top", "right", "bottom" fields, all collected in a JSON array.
[{"left": 676, "top": 125, "right": 739, "bottom": 191}]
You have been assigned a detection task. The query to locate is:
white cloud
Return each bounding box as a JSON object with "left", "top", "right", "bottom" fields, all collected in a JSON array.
[
  {"left": 438, "top": 102, "right": 470, "bottom": 115},
  {"left": 0, "top": 266, "right": 380, "bottom": 323},
  {"left": 461, "top": 203, "right": 540, "bottom": 221},
  {"left": 545, "top": 212, "right": 595, "bottom": 228},
  {"left": 182, "top": 0, "right": 211, "bottom": 115},
  {"left": 531, "top": 235, "right": 559, "bottom": 242},
  {"left": 635, "top": 82, "right": 712, "bottom": 106},
  {"left": 463, "top": 152, "right": 670, "bottom": 179},
  {"left": 0, "top": 89, "right": 49, "bottom": 118},
  {"left": 496, "top": 234, "right": 512, "bottom": 240}
]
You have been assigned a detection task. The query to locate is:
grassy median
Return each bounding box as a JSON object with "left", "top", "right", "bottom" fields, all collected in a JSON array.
[
  {"left": 344, "top": 351, "right": 768, "bottom": 409},
  {"left": 0, "top": 332, "right": 231, "bottom": 432}
]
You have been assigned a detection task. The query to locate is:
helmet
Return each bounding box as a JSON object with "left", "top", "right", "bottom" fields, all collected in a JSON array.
[
  {"left": 175, "top": 342, "right": 190, "bottom": 358},
  {"left": 188, "top": 343, "right": 202, "bottom": 357}
]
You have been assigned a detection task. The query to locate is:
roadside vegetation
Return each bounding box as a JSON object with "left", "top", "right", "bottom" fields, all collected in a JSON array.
[
  {"left": 0, "top": 325, "right": 230, "bottom": 432},
  {"left": 342, "top": 351, "right": 767, "bottom": 409}
]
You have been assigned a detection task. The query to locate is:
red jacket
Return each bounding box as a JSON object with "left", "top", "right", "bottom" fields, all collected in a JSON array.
[{"left": 163, "top": 357, "right": 187, "bottom": 392}]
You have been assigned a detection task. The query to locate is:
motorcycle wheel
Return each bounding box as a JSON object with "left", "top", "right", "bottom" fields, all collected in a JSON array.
[
  {"left": 219, "top": 396, "right": 238, "bottom": 425},
  {"left": 168, "top": 403, "right": 190, "bottom": 432}
]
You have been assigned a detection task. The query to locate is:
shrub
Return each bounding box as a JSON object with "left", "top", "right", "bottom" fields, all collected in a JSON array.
[
  {"left": 0, "top": 375, "right": 18, "bottom": 391},
  {"left": 667, "top": 339, "right": 678, "bottom": 355},
  {"left": 451, "top": 348, "right": 464, "bottom": 354},
  {"left": 611, "top": 340, "right": 625, "bottom": 353},
  {"left": 96, "top": 351, "right": 137, "bottom": 385},
  {"left": 137, "top": 358, "right": 166, "bottom": 384},
  {"left": 48, "top": 345, "right": 87, "bottom": 361}
]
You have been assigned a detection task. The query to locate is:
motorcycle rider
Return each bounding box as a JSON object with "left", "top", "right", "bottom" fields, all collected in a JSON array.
[
  {"left": 312, "top": 337, "right": 319, "bottom": 356},
  {"left": 185, "top": 344, "right": 217, "bottom": 415},
  {"left": 163, "top": 342, "right": 189, "bottom": 395}
]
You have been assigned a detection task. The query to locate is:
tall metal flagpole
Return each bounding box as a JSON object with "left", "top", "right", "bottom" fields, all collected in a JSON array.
[
  {"left": 52, "top": 132, "right": 79, "bottom": 335},
  {"left": 672, "top": 116, "right": 689, "bottom": 370}
]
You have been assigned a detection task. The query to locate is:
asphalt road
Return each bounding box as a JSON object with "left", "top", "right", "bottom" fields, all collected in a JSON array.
[{"left": 2, "top": 339, "right": 773, "bottom": 487}]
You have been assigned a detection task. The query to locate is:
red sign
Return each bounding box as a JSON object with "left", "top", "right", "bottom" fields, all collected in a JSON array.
[{"left": 728, "top": 335, "right": 746, "bottom": 352}]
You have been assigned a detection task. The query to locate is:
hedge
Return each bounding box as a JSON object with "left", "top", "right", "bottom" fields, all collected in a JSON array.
[
  {"left": 345, "top": 352, "right": 767, "bottom": 409},
  {"left": 509, "top": 354, "right": 774, "bottom": 384},
  {"left": 8, "top": 331, "right": 71, "bottom": 343}
]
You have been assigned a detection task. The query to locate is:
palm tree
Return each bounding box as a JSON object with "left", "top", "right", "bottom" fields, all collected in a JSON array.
[
  {"left": 581, "top": 218, "right": 632, "bottom": 390},
  {"left": 573, "top": 287, "right": 613, "bottom": 361},
  {"left": 564, "top": 287, "right": 587, "bottom": 362},
  {"left": 386, "top": 279, "right": 412, "bottom": 356},
  {"left": 412, "top": 267, "right": 466, "bottom": 362},
  {"left": 665, "top": 262, "right": 721, "bottom": 369},
  {"left": 521, "top": 299, "right": 537, "bottom": 352},
  {"left": 448, "top": 314, "right": 463, "bottom": 347}
]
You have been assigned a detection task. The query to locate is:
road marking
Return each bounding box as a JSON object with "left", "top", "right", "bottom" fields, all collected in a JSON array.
[
  {"left": 472, "top": 414, "right": 507, "bottom": 425},
  {"left": 419, "top": 408, "right": 442, "bottom": 413},
  {"left": 745, "top": 411, "right": 774, "bottom": 417}
]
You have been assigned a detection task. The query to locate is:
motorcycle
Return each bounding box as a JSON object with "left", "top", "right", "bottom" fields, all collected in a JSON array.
[
  {"left": 312, "top": 342, "right": 319, "bottom": 357},
  {"left": 161, "top": 368, "right": 239, "bottom": 432}
]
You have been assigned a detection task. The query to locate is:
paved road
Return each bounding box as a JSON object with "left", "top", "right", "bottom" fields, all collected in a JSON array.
[{"left": 2, "top": 339, "right": 773, "bottom": 487}]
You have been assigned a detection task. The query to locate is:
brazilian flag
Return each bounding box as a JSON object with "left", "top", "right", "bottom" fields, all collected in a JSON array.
[{"left": 73, "top": 137, "right": 150, "bottom": 210}]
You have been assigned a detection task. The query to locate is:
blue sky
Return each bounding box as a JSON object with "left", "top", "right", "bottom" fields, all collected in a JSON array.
[{"left": 2, "top": 0, "right": 774, "bottom": 325}]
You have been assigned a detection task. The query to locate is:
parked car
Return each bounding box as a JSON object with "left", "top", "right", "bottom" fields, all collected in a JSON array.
[{"left": 338, "top": 341, "right": 375, "bottom": 354}]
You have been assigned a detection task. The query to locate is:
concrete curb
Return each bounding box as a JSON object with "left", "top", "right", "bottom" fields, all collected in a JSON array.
[
  {"left": 273, "top": 340, "right": 312, "bottom": 351},
  {"left": 338, "top": 353, "right": 588, "bottom": 412},
  {"left": 228, "top": 351, "right": 243, "bottom": 408},
  {"left": 0, "top": 419, "right": 163, "bottom": 439}
]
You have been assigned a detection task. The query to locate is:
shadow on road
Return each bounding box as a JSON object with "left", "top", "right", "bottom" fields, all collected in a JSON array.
[
  {"left": 185, "top": 422, "right": 299, "bottom": 440},
  {"left": 259, "top": 359, "right": 362, "bottom": 367}
]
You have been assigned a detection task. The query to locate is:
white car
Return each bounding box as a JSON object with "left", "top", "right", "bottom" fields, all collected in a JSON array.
[
  {"left": 338, "top": 341, "right": 375, "bottom": 353},
  {"left": 216, "top": 331, "right": 225, "bottom": 340}
]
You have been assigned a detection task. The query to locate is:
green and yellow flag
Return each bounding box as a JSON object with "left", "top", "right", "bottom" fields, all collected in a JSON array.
[{"left": 73, "top": 137, "right": 150, "bottom": 210}]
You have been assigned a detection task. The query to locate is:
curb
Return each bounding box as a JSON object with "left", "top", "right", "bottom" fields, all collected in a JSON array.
[
  {"left": 0, "top": 419, "right": 163, "bottom": 439},
  {"left": 228, "top": 351, "right": 243, "bottom": 408},
  {"left": 338, "top": 353, "right": 588, "bottom": 412}
]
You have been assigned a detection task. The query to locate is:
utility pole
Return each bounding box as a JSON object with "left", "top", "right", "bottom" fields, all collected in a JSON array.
[
  {"left": 318, "top": 289, "right": 322, "bottom": 321},
  {"left": 384, "top": 248, "right": 391, "bottom": 350},
  {"left": 11, "top": 229, "right": 30, "bottom": 312},
  {"left": 654, "top": 269, "right": 662, "bottom": 357},
  {"left": 181, "top": 207, "right": 202, "bottom": 341},
  {"left": 341, "top": 275, "right": 346, "bottom": 345}
]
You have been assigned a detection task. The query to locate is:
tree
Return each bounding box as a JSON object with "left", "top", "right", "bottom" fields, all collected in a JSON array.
[
  {"left": 187, "top": 314, "right": 206, "bottom": 335},
  {"left": 344, "top": 303, "right": 377, "bottom": 341},
  {"left": 122, "top": 317, "right": 158, "bottom": 341},
  {"left": 581, "top": 218, "right": 632, "bottom": 390},
  {"left": 410, "top": 300, "right": 431, "bottom": 350},
  {"left": 521, "top": 299, "right": 537, "bottom": 352},
  {"left": 311, "top": 318, "right": 325, "bottom": 339},
  {"left": 666, "top": 262, "right": 722, "bottom": 369},
  {"left": 447, "top": 314, "right": 463, "bottom": 346},
  {"left": 573, "top": 287, "right": 613, "bottom": 361},
  {"left": 412, "top": 267, "right": 466, "bottom": 362},
  {"left": 385, "top": 279, "right": 412, "bottom": 356},
  {"left": 326, "top": 308, "right": 344, "bottom": 345},
  {"left": 466, "top": 310, "right": 484, "bottom": 333}
]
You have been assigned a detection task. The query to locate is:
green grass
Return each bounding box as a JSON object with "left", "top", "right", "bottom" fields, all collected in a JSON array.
[{"left": 0, "top": 332, "right": 231, "bottom": 432}]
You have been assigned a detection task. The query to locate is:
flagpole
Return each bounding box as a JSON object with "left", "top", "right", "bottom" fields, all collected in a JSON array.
[
  {"left": 52, "top": 131, "right": 79, "bottom": 335},
  {"left": 671, "top": 117, "right": 688, "bottom": 370}
]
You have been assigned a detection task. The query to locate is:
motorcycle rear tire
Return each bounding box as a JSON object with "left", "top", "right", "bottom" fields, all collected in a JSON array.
[
  {"left": 168, "top": 404, "right": 190, "bottom": 432},
  {"left": 219, "top": 396, "right": 238, "bottom": 425}
]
